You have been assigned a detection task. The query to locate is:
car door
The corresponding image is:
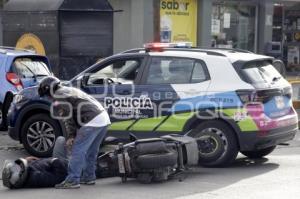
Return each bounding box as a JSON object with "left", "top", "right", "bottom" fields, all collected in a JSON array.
[
  {"left": 133, "top": 56, "right": 211, "bottom": 136},
  {"left": 80, "top": 54, "right": 149, "bottom": 138}
]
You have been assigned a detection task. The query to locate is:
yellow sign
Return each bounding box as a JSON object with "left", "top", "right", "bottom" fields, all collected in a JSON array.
[
  {"left": 160, "top": 0, "right": 198, "bottom": 46},
  {"left": 16, "top": 33, "right": 46, "bottom": 55}
]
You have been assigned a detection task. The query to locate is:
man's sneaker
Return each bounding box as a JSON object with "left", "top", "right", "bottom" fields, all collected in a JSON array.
[
  {"left": 55, "top": 181, "right": 80, "bottom": 189},
  {"left": 80, "top": 180, "right": 96, "bottom": 185}
]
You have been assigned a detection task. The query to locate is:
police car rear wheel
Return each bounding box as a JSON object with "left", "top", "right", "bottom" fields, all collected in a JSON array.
[
  {"left": 0, "top": 104, "right": 3, "bottom": 126},
  {"left": 21, "top": 114, "right": 61, "bottom": 157},
  {"left": 190, "top": 120, "right": 238, "bottom": 167}
]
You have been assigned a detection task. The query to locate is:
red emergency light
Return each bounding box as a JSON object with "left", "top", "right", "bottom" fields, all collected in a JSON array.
[{"left": 144, "top": 42, "right": 192, "bottom": 52}]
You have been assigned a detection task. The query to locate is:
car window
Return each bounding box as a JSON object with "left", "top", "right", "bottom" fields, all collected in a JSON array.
[
  {"left": 12, "top": 57, "right": 50, "bottom": 78},
  {"left": 87, "top": 59, "right": 142, "bottom": 85},
  {"left": 191, "top": 62, "right": 207, "bottom": 83},
  {"left": 242, "top": 61, "right": 282, "bottom": 85},
  {"left": 146, "top": 57, "right": 208, "bottom": 84}
]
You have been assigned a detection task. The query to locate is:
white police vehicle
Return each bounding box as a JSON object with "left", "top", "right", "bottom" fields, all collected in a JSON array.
[{"left": 8, "top": 43, "right": 298, "bottom": 167}]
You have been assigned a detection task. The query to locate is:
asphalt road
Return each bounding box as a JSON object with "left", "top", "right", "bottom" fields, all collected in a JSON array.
[{"left": 0, "top": 131, "right": 299, "bottom": 199}]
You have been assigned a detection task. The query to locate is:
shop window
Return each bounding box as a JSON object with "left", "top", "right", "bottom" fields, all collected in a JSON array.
[
  {"left": 282, "top": 2, "right": 300, "bottom": 72},
  {"left": 272, "top": 4, "right": 284, "bottom": 42},
  {"left": 211, "top": 3, "right": 256, "bottom": 52}
]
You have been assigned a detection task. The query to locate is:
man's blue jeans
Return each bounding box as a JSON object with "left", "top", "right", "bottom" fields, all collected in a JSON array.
[{"left": 65, "top": 126, "right": 107, "bottom": 184}]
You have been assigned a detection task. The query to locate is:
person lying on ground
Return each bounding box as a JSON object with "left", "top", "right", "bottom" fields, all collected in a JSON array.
[{"left": 2, "top": 136, "right": 69, "bottom": 189}]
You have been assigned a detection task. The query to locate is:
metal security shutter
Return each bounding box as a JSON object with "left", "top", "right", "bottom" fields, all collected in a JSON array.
[
  {"left": 3, "top": 0, "right": 114, "bottom": 79},
  {"left": 60, "top": 12, "right": 113, "bottom": 57}
]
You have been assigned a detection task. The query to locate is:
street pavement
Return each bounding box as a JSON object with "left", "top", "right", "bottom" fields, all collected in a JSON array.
[{"left": 0, "top": 130, "right": 299, "bottom": 199}]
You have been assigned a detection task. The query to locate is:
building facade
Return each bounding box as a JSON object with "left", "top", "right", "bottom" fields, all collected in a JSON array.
[
  {"left": 109, "top": 0, "right": 300, "bottom": 72},
  {"left": 1, "top": 0, "right": 300, "bottom": 72}
]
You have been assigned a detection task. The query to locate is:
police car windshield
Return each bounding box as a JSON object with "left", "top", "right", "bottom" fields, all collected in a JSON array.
[
  {"left": 87, "top": 59, "right": 140, "bottom": 85},
  {"left": 117, "top": 61, "right": 139, "bottom": 79}
]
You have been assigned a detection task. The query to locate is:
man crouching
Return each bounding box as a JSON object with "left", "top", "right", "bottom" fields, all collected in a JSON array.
[{"left": 38, "top": 77, "right": 111, "bottom": 189}]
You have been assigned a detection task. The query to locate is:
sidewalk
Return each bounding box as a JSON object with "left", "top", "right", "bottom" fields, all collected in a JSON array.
[
  {"left": 0, "top": 131, "right": 22, "bottom": 151},
  {"left": 286, "top": 73, "right": 300, "bottom": 81}
]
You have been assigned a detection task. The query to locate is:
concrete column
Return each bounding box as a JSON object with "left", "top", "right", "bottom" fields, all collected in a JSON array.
[
  {"left": 109, "top": 0, "right": 155, "bottom": 53},
  {"left": 142, "top": 0, "right": 155, "bottom": 44},
  {"left": 108, "top": 0, "right": 131, "bottom": 53},
  {"left": 197, "top": 0, "right": 212, "bottom": 47},
  {"left": 257, "top": 0, "right": 274, "bottom": 54},
  {"left": 130, "top": 0, "right": 155, "bottom": 48}
]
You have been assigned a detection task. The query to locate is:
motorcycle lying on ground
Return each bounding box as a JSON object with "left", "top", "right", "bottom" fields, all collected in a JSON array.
[
  {"left": 96, "top": 134, "right": 199, "bottom": 183},
  {"left": 2, "top": 135, "right": 200, "bottom": 188}
]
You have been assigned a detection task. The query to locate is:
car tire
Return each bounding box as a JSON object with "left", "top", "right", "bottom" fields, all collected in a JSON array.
[
  {"left": 0, "top": 103, "right": 7, "bottom": 131},
  {"left": 0, "top": 103, "right": 3, "bottom": 129},
  {"left": 189, "top": 120, "right": 239, "bottom": 167},
  {"left": 241, "top": 146, "right": 276, "bottom": 159},
  {"left": 21, "top": 114, "right": 61, "bottom": 157},
  {"left": 0, "top": 93, "right": 14, "bottom": 131}
]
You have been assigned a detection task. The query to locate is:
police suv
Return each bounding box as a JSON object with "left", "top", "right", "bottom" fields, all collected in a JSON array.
[{"left": 8, "top": 43, "right": 298, "bottom": 167}]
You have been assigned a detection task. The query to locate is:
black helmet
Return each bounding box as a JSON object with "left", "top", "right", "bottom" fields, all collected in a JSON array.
[
  {"left": 2, "top": 158, "right": 29, "bottom": 189},
  {"left": 38, "top": 76, "right": 60, "bottom": 97}
]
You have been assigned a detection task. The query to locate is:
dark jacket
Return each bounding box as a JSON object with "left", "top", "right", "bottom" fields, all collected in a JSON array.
[
  {"left": 53, "top": 86, "right": 104, "bottom": 138},
  {"left": 25, "top": 158, "right": 68, "bottom": 188}
]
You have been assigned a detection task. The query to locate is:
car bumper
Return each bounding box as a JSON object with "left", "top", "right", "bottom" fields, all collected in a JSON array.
[
  {"left": 7, "top": 102, "right": 19, "bottom": 141},
  {"left": 239, "top": 123, "right": 298, "bottom": 151},
  {"left": 8, "top": 126, "right": 19, "bottom": 141}
]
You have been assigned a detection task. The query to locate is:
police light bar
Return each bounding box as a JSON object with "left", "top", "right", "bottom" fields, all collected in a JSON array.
[
  {"left": 174, "top": 42, "right": 193, "bottom": 48},
  {"left": 144, "top": 42, "right": 192, "bottom": 52}
]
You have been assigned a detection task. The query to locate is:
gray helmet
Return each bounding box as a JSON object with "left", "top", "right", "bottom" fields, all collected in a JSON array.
[
  {"left": 38, "top": 76, "right": 61, "bottom": 97},
  {"left": 2, "top": 158, "right": 29, "bottom": 189}
]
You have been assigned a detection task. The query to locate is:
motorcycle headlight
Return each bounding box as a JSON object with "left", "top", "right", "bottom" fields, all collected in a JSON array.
[{"left": 13, "top": 94, "right": 24, "bottom": 104}]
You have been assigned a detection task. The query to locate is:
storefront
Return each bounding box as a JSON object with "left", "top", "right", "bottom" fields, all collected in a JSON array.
[
  {"left": 159, "top": 0, "right": 300, "bottom": 72},
  {"left": 211, "top": 1, "right": 258, "bottom": 52},
  {"left": 157, "top": 0, "right": 260, "bottom": 52},
  {"left": 110, "top": 0, "right": 300, "bottom": 73},
  {"left": 272, "top": 1, "right": 300, "bottom": 72},
  {"left": 160, "top": 0, "right": 198, "bottom": 45},
  {"left": 158, "top": 0, "right": 300, "bottom": 72},
  {"left": 109, "top": 0, "right": 262, "bottom": 53}
]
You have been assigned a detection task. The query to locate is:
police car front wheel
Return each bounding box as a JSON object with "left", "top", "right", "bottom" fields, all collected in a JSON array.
[
  {"left": 190, "top": 120, "right": 239, "bottom": 167},
  {"left": 21, "top": 113, "right": 61, "bottom": 157},
  {"left": 0, "top": 104, "right": 3, "bottom": 127}
]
